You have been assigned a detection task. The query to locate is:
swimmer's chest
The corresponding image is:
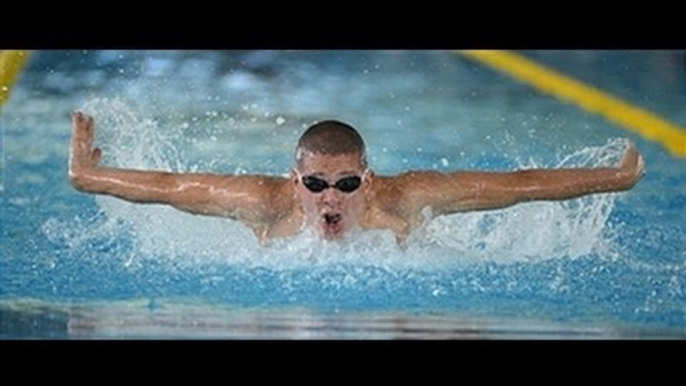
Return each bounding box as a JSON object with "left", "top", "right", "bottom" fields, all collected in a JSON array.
[
  {"left": 360, "top": 205, "right": 418, "bottom": 238},
  {"left": 261, "top": 208, "right": 305, "bottom": 240}
]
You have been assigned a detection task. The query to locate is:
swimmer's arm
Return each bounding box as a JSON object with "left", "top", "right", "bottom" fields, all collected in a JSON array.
[
  {"left": 72, "top": 168, "right": 283, "bottom": 218},
  {"left": 69, "top": 112, "right": 284, "bottom": 224},
  {"left": 402, "top": 143, "right": 645, "bottom": 216}
]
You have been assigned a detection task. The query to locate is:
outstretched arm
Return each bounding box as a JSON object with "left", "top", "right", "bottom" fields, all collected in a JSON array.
[
  {"left": 398, "top": 143, "right": 645, "bottom": 216},
  {"left": 69, "top": 112, "right": 288, "bottom": 225}
]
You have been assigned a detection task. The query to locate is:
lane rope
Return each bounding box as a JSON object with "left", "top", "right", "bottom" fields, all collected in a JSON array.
[
  {"left": 0, "top": 50, "right": 31, "bottom": 108},
  {"left": 458, "top": 50, "right": 686, "bottom": 158}
]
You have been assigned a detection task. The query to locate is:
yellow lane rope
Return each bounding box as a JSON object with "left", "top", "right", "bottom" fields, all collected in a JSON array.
[
  {"left": 0, "top": 50, "right": 31, "bottom": 108},
  {"left": 458, "top": 50, "right": 686, "bottom": 158}
]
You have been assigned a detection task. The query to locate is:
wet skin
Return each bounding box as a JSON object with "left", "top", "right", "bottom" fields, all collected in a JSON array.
[{"left": 69, "top": 112, "right": 645, "bottom": 245}]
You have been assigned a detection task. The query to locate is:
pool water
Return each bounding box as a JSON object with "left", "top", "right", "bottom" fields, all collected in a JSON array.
[{"left": 1, "top": 50, "right": 685, "bottom": 338}]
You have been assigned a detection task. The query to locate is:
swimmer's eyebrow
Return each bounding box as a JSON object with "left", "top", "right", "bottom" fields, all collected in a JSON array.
[
  {"left": 336, "top": 170, "right": 359, "bottom": 177},
  {"left": 306, "top": 171, "right": 359, "bottom": 178}
]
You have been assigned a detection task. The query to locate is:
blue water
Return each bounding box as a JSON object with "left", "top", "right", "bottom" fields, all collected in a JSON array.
[{"left": 1, "top": 50, "right": 685, "bottom": 338}]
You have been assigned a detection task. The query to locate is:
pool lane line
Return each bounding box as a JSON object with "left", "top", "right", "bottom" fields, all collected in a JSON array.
[
  {"left": 457, "top": 50, "right": 686, "bottom": 158},
  {"left": 0, "top": 50, "right": 31, "bottom": 108}
]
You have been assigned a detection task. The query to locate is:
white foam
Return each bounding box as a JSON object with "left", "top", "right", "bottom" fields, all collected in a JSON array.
[{"left": 51, "top": 99, "right": 626, "bottom": 271}]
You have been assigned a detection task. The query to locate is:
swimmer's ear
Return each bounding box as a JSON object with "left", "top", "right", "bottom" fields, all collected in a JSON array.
[{"left": 363, "top": 170, "right": 374, "bottom": 191}]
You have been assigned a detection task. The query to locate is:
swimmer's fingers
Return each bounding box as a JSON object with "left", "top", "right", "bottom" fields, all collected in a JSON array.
[
  {"left": 85, "top": 114, "right": 95, "bottom": 150},
  {"left": 635, "top": 152, "right": 645, "bottom": 178},
  {"left": 72, "top": 111, "right": 93, "bottom": 149},
  {"left": 71, "top": 112, "right": 87, "bottom": 160},
  {"left": 71, "top": 111, "right": 98, "bottom": 169},
  {"left": 619, "top": 141, "right": 645, "bottom": 183},
  {"left": 619, "top": 141, "right": 638, "bottom": 168}
]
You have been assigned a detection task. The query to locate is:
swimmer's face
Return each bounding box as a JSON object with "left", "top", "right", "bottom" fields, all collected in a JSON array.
[{"left": 293, "top": 152, "right": 371, "bottom": 240}]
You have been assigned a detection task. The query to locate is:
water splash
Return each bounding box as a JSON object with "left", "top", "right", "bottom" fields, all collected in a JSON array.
[
  {"left": 417, "top": 139, "right": 626, "bottom": 264},
  {"left": 48, "top": 99, "right": 627, "bottom": 271},
  {"left": 81, "top": 98, "right": 188, "bottom": 172}
]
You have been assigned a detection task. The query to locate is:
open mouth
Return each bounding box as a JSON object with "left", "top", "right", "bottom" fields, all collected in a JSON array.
[
  {"left": 320, "top": 212, "right": 344, "bottom": 237},
  {"left": 323, "top": 213, "right": 342, "bottom": 225}
]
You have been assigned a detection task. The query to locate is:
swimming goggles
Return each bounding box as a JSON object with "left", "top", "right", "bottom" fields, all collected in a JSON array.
[{"left": 297, "top": 170, "right": 368, "bottom": 193}]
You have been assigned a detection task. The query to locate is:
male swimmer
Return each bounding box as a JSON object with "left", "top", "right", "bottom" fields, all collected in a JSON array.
[{"left": 69, "top": 112, "right": 644, "bottom": 245}]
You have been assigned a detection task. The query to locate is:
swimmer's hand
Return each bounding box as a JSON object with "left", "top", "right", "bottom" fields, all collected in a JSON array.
[
  {"left": 617, "top": 141, "right": 645, "bottom": 189},
  {"left": 66, "top": 111, "right": 287, "bottom": 237},
  {"left": 69, "top": 111, "right": 102, "bottom": 186}
]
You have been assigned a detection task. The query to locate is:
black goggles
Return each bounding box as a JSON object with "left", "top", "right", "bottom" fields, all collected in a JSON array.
[{"left": 300, "top": 174, "right": 364, "bottom": 193}]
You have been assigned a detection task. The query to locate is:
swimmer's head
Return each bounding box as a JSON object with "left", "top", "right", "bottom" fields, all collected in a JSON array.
[
  {"left": 295, "top": 120, "right": 367, "bottom": 168},
  {"left": 293, "top": 120, "right": 372, "bottom": 240}
]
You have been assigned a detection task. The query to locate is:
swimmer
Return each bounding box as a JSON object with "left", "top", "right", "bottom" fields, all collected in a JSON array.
[{"left": 69, "top": 112, "right": 645, "bottom": 245}]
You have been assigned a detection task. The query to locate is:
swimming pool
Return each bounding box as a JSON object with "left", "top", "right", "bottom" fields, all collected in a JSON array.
[{"left": 1, "top": 50, "right": 685, "bottom": 339}]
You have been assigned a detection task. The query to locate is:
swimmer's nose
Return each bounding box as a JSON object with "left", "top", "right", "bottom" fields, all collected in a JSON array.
[{"left": 320, "top": 187, "right": 342, "bottom": 205}]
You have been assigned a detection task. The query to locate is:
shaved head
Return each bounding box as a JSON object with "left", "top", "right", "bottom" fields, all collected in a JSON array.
[{"left": 296, "top": 120, "right": 366, "bottom": 166}]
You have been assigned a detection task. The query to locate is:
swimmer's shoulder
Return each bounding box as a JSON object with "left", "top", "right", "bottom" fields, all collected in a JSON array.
[
  {"left": 223, "top": 174, "right": 297, "bottom": 230},
  {"left": 216, "top": 173, "right": 294, "bottom": 211},
  {"left": 369, "top": 174, "right": 411, "bottom": 213},
  {"left": 263, "top": 174, "right": 298, "bottom": 212},
  {"left": 371, "top": 171, "right": 445, "bottom": 215},
  {"left": 372, "top": 171, "right": 433, "bottom": 199},
  {"left": 365, "top": 174, "right": 426, "bottom": 236},
  {"left": 260, "top": 175, "right": 303, "bottom": 237}
]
